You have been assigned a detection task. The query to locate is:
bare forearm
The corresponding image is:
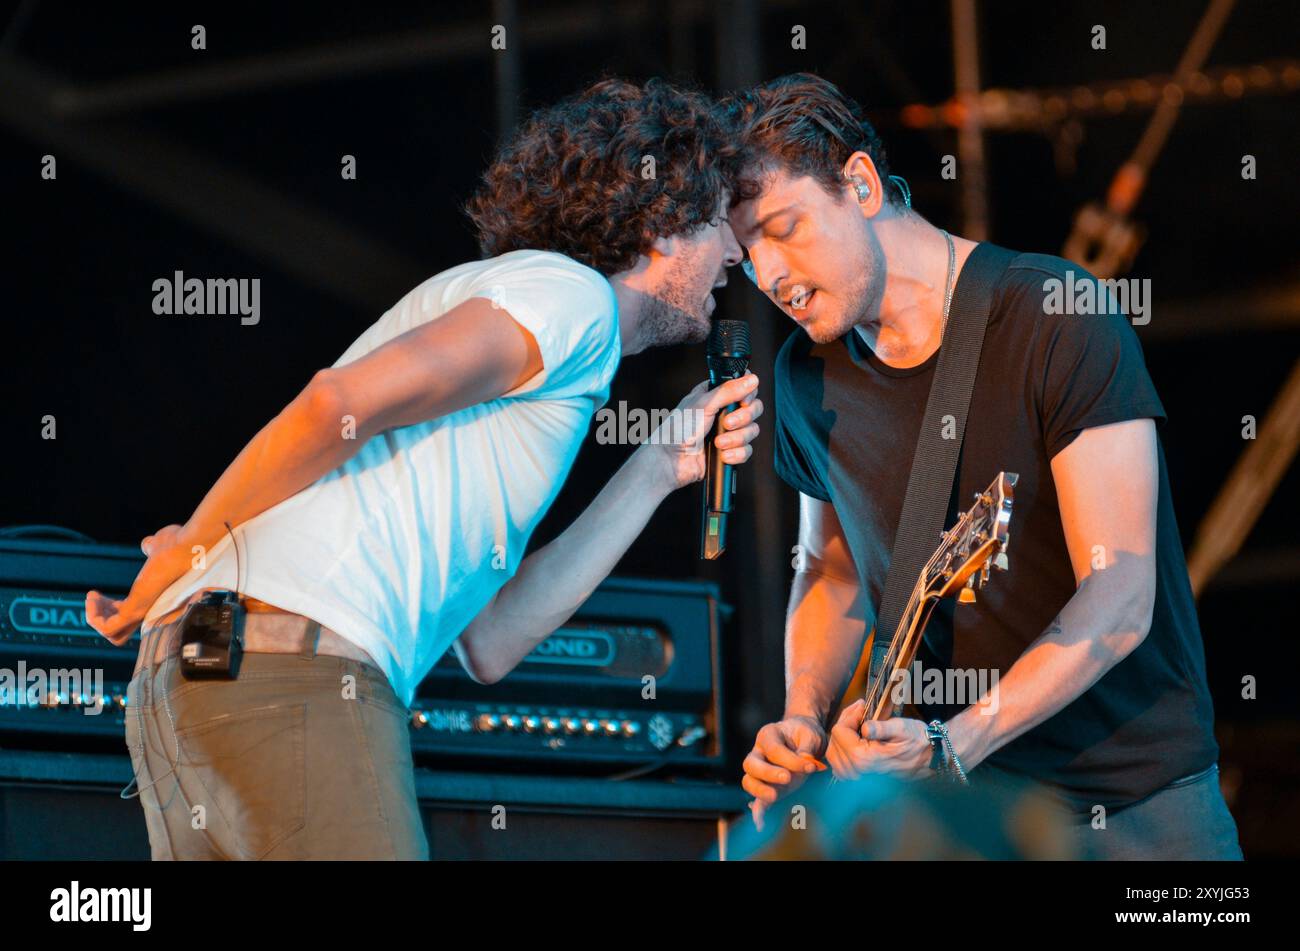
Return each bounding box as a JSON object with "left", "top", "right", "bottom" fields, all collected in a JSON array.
[
  {"left": 949, "top": 568, "right": 1154, "bottom": 769},
  {"left": 179, "top": 374, "right": 354, "bottom": 551},
  {"left": 457, "top": 446, "right": 676, "bottom": 681},
  {"left": 784, "top": 570, "right": 868, "bottom": 724},
  {"left": 457, "top": 372, "right": 763, "bottom": 684}
]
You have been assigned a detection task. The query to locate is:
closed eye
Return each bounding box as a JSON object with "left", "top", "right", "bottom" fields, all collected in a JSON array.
[{"left": 768, "top": 218, "right": 798, "bottom": 240}]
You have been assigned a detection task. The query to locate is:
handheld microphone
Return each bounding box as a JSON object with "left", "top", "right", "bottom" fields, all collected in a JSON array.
[{"left": 701, "top": 319, "right": 751, "bottom": 560}]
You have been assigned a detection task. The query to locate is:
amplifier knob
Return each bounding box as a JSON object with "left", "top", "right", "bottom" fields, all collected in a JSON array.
[
  {"left": 502, "top": 715, "right": 521, "bottom": 731},
  {"left": 581, "top": 719, "right": 599, "bottom": 736},
  {"left": 475, "top": 713, "right": 500, "bottom": 732},
  {"left": 542, "top": 717, "right": 561, "bottom": 734},
  {"left": 621, "top": 720, "right": 640, "bottom": 738},
  {"left": 562, "top": 717, "right": 581, "bottom": 735},
  {"left": 522, "top": 715, "right": 540, "bottom": 733},
  {"left": 601, "top": 719, "right": 619, "bottom": 737},
  {"left": 648, "top": 714, "right": 673, "bottom": 750}
]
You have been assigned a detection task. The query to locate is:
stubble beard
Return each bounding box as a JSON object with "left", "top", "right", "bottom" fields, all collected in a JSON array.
[
  {"left": 640, "top": 263, "right": 713, "bottom": 348},
  {"left": 804, "top": 227, "right": 888, "bottom": 344},
  {"left": 805, "top": 265, "right": 883, "bottom": 345}
]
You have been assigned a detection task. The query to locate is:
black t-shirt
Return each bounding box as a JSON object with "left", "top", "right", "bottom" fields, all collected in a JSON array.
[{"left": 773, "top": 247, "right": 1219, "bottom": 810}]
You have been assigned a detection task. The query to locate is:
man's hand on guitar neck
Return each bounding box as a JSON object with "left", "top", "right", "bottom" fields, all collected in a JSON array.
[{"left": 825, "top": 699, "right": 934, "bottom": 781}]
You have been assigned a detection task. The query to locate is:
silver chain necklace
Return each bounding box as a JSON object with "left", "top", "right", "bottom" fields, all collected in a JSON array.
[{"left": 939, "top": 229, "right": 956, "bottom": 341}]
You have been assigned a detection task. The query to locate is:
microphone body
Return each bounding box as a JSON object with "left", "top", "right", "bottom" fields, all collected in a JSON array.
[{"left": 701, "top": 320, "right": 751, "bottom": 560}]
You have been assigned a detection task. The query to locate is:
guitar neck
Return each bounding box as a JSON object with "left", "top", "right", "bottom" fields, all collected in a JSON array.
[
  {"left": 859, "top": 471, "right": 1018, "bottom": 722},
  {"left": 862, "top": 594, "right": 940, "bottom": 721}
]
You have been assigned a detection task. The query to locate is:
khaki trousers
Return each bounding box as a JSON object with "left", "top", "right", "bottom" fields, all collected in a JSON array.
[{"left": 123, "top": 618, "right": 428, "bottom": 860}]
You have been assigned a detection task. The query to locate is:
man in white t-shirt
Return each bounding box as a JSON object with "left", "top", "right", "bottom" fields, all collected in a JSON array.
[{"left": 85, "top": 79, "right": 761, "bottom": 860}]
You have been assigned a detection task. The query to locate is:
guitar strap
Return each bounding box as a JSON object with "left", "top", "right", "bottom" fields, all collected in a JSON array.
[{"left": 867, "top": 242, "right": 1017, "bottom": 687}]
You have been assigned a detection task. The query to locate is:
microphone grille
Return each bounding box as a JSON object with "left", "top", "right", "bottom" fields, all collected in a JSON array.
[{"left": 707, "top": 319, "right": 751, "bottom": 358}]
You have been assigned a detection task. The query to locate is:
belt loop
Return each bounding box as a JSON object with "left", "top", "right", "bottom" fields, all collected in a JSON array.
[{"left": 300, "top": 619, "right": 321, "bottom": 660}]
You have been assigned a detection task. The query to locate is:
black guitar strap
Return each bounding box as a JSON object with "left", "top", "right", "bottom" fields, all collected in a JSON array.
[{"left": 867, "top": 242, "right": 1017, "bottom": 686}]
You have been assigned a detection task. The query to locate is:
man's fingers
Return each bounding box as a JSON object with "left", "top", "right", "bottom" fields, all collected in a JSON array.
[
  {"left": 718, "top": 444, "right": 753, "bottom": 465},
  {"left": 826, "top": 741, "right": 860, "bottom": 781},
  {"left": 741, "top": 771, "right": 778, "bottom": 804},
  {"left": 141, "top": 523, "right": 185, "bottom": 556},
  {"left": 701, "top": 372, "right": 759, "bottom": 414},
  {"left": 825, "top": 731, "right": 855, "bottom": 779},
  {"left": 830, "top": 719, "right": 867, "bottom": 757},
  {"left": 720, "top": 399, "right": 763, "bottom": 432},
  {"left": 829, "top": 708, "right": 882, "bottom": 780},
  {"left": 715, "top": 423, "right": 759, "bottom": 452},
  {"left": 85, "top": 591, "right": 115, "bottom": 628},
  {"left": 86, "top": 591, "right": 142, "bottom": 645},
  {"left": 835, "top": 698, "right": 867, "bottom": 729},
  {"left": 861, "top": 717, "right": 908, "bottom": 742},
  {"left": 758, "top": 731, "right": 814, "bottom": 773},
  {"left": 743, "top": 749, "right": 797, "bottom": 786}
]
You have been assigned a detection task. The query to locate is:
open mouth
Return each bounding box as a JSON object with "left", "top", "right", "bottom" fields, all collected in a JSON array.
[{"left": 785, "top": 289, "right": 816, "bottom": 314}]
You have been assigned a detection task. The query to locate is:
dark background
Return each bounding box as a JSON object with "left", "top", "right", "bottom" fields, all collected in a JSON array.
[{"left": 3, "top": 1, "right": 1297, "bottom": 854}]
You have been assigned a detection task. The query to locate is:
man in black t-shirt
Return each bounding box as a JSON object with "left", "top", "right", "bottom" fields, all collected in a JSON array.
[{"left": 722, "top": 74, "right": 1242, "bottom": 859}]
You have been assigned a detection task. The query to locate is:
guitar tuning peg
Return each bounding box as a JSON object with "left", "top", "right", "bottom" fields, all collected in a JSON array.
[{"left": 958, "top": 586, "right": 977, "bottom": 604}]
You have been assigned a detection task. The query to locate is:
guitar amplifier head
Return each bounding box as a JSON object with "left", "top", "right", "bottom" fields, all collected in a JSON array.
[
  {"left": 0, "top": 540, "right": 730, "bottom": 774},
  {"left": 411, "top": 577, "right": 728, "bottom": 770},
  {"left": 0, "top": 537, "right": 144, "bottom": 743}
]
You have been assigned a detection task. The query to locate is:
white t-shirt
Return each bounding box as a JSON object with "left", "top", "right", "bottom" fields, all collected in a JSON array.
[{"left": 143, "top": 249, "right": 622, "bottom": 705}]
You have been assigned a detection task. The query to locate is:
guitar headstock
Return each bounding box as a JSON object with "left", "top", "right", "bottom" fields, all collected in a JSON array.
[{"left": 925, "top": 471, "right": 1018, "bottom": 602}]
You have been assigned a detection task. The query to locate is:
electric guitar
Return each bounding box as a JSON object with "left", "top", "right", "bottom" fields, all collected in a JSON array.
[{"left": 858, "top": 471, "right": 1019, "bottom": 724}]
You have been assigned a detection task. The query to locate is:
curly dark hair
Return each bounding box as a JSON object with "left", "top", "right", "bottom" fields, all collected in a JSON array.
[
  {"left": 465, "top": 77, "right": 741, "bottom": 276},
  {"left": 720, "top": 72, "right": 904, "bottom": 208}
]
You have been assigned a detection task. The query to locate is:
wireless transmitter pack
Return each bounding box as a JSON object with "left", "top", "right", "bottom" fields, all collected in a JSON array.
[
  {"left": 177, "top": 522, "right": 247, "bottom": 680},
  {"left": 178, "top": 588, "right": 246, "bottom": 680}
]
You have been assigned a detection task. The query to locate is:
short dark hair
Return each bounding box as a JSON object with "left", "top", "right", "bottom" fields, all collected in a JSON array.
[
  {"left": 720, "top": 72, "right": 903, "bottom": 207},
  {"left": 466, "top": 78, "right": 740, "bottom": 276}
]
